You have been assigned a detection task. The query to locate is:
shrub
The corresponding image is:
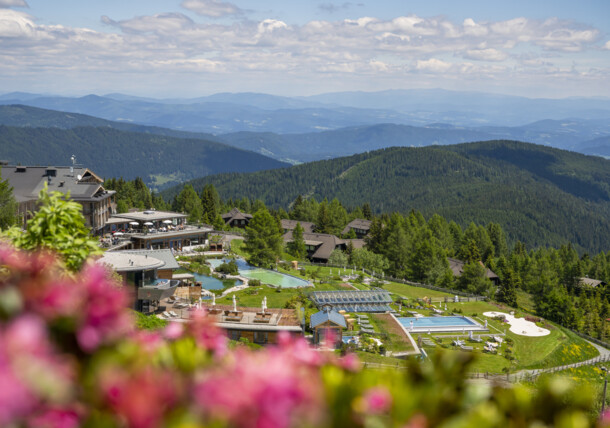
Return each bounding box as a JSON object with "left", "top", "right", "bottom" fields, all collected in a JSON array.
[
  {"left": 248, "top": 279, "right": 262, "bottom": 287},
  {"left": 216, "top": 259, "right": 239, "bottom": 275}
]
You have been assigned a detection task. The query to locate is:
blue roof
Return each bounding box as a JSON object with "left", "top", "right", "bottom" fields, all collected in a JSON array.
[{"left": 310, "top": 309, "right": 347, "bottom": 329}]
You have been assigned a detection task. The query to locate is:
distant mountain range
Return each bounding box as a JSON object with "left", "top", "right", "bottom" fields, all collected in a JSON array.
[
  {"left": 2, "top": 89, "right": 609, "bottom": 131},
  {"left": 162, "top": 141, "right": 610, "bottom": 254},
  {"left": 1, "top": 104, "right": 609, "bottom": 164}
]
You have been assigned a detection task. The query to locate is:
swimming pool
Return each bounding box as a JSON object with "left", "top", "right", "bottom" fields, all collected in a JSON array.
[
  {"left": 396, "top": 316, "right": 486, "bottom": 333},
  {"left": 208, "top": 258, "right": 311, "bottom": 288},
  {"left": 190, "top": 272, "right": 243, "bottom": 290}
]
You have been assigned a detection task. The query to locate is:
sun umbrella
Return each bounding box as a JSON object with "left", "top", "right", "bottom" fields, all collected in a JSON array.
[
  {"left": 163, "top": 219, "right": 173, "bottom": 224},
  {"left": 113, "top": 232, "right": 124, "bottom": 236},
  {"left": 129, "top": 221, "right": 139, "bottom": 226},
  {"left": 144, "top": 222, "right": 154, "bottom": 226}
]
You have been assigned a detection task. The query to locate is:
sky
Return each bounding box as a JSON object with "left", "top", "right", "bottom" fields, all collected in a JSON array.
[{"left": 0, "top": 0, "right": 609, "bottom": 98}]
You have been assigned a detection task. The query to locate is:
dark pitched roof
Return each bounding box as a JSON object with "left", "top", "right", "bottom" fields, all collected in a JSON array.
[
  {"left": 283, "top": 231, "right": 346, "bottom": 261},
  {"left": 221, "top": 208, "right": 253, "bottom": 222},
  {"left": 310, "top": 308, "right": 347, "bottom": 329},
  {"left": 342, "top": 218, "right": 372, "bottom": 235},
  {"left": 2, "top": 165, "right": 114, "bottom": 203},
  {"left": 280, "top": 219, "right": 315, "bottom": 233},
  {"left": 448, "top": 258, "right": 499, "bottom": 280}
]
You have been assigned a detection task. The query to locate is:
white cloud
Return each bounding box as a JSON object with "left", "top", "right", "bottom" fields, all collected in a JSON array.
[
  {"left": 0, "top": 9, "right": 607, "bottom": 96},
  {"left": 604, "top": 40, "right": 610, "bottom": 50},
  {"left": 416, "top": 58, "right": 452, "bottom": 73},
  {"left": 181, "top": 0, "right": 242, "bottom": 18},
  {"left": 463, "top": 48, "right": 508, "bottom": 62},
  {"left": 0, "top": 0, "right": 27, "bottom": 8}
]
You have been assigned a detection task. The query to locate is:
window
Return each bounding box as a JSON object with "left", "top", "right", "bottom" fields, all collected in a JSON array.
[
  {"left": 229, "top": 330, "right": 241, "bottom": 341},
  {"left": 253, "top": 331, "right": 268, "bottom": 344}
]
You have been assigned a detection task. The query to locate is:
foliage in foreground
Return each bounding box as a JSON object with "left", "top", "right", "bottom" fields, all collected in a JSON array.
[{"left": 0, "top": 245, "right": 609, "bottom": 428}]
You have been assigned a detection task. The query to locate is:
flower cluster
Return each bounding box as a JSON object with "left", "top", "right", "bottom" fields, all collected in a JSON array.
[{"left": 0, "top": 244, "right": 606, "bottom": 428}]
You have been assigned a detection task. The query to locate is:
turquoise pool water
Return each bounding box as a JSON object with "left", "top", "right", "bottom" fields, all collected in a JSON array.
[
  {"left": 208, "top": 258, "right": 311, "bottom": 288},
  {"left": 190, "top": 272, "right": 243, "bottom": 290},
  {"left": 397, "top": 316, "right": 477, "bottom": 328}
]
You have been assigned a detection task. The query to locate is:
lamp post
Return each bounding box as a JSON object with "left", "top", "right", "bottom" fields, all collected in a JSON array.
[{"left": 602, "top": 366, "right": 608, "bottom": 414}]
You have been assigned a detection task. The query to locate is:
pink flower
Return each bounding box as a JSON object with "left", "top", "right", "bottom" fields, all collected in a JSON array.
[
  {"left": 0, "top": 315, "right": 75, "bottom": 426},
  {"left": 338, "top": 352, "right": 362, "bottom": 372},
  {"left": 194, "top": 348, "right": 323, "bottom": 428},
  {"left": 163, "top": 321, "right": 184, "bottom": 340},
  {"left": 28, "top": 406, "right": 82, "bottom": 428},
  {"left": 186, "top": 310, "right": 227, "bottom": 357},
  {"left": 363, "top": 386, "right": 392, "bottom": 414},
  {"left": 100, "top": 367, "right": 178, "bottom": 428},
  {"left": 75, "top": 265, "right": 133, "bottom": 352}
]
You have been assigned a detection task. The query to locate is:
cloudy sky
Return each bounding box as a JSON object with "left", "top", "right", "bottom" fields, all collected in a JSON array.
[{"left": 0, "top": 0, "right": 608, "bottom": 98}]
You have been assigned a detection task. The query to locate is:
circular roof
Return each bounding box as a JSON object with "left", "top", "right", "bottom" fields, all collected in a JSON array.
[{"left": 96, "top": 252, "right": 165, "bottom": 272}]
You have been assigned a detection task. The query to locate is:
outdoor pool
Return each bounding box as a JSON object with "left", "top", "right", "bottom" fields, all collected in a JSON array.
[
  {"left": 396, "top": 316, "right": 486, "bottom": 333},
  {"left": 208, "top": 258, "right": 311, "bottom": 288},
  {"left": 190, "top": 272, "right": 243, "bottom": 290}
]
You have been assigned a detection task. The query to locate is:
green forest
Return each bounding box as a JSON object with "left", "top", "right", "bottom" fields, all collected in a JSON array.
[
  {"left": 0, "top": 125, "right": 287, "bottom": 189},
  {"left": 162, "top": 141, "right": 610, "bottom": 253}
]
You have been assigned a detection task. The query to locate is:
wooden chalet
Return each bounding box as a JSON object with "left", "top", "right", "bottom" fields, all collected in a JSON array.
[{"left": 221, "top": 208, "right": 253, "bottom": 228}]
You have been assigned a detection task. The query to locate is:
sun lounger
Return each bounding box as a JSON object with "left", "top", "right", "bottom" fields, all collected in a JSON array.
[
  {"left": 162, "top": 311, "right": 171, "bottom": 319},
  {"left": 169, "top": 311, "right": 179, "bottom": 318}
]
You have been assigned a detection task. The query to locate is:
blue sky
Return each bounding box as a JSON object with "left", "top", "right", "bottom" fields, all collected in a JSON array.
[{"left": 0, "top": 0, "right": 608, "bottom": 98}]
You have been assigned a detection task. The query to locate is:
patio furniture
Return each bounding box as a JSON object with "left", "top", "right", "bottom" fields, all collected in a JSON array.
[{"left": 169, "top": 311, "right": 179, "bottom": 317}]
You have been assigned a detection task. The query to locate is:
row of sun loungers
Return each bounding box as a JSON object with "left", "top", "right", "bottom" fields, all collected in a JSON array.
[{"left": 162, "top": 311, "right": 180, "bottom": 319}]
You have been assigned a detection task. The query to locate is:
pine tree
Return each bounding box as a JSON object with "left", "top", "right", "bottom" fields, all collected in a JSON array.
[
  {"left": 244, "top": 209, "right": 283, "bottom": 268},
  {"left": 288, "top": 222, "right": 306, "bottom": 260}
]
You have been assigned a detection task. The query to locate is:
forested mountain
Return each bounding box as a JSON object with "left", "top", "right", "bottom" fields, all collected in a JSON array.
[
  {"left": 0, "top": 125, "right": 288, "bottom": 189},
  {"left": 162, "top": 141, "right": 610, "bottom": 253}
]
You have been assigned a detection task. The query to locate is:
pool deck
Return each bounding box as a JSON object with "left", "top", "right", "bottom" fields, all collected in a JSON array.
[{"left": 397, "top": 316, "right": 489, "bottom": 334}]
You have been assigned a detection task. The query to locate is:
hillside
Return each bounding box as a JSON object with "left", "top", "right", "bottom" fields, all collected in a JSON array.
[
  {"left": 0, "top": 125, "right": 288, "bottom": 189},
  {"left": 163, "top": 141, "right": 610, "bottom": 253}
]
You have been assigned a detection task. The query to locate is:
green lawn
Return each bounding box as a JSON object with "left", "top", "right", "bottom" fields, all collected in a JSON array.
[{"left": 383, "top": 282, "right": 453, "bottom": 299}]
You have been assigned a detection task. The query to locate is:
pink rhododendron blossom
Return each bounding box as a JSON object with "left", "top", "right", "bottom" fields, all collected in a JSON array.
[
  {"left": 130, "top": 330, "right": 163, "bottom": 353},
  {"left": 186, "top": 310, "right": 227, "bottom": 356},
  {"left": 195, "top": 347, "right": 323, "bottom": 428},
  {"left": 276, "top": 331, "right": 324, "bottom": 366},
  {"left": 28, "top": 406, "right": 82, "bottom": 428},
  {"left": 0, "top": 315, "right": 75, "bottom": 426},
  {"left": 338, "top": 352, "right": 362, "bottom": 372},
  {"left": 163, "top": 320, "right": 184, "bottom": 340},
  {"left": 76, "top": 265, "right": 133, "bottom": 352},
  {"left": 363, "top": 386, "right": 392, "bottom": 414},
  {"left": 100, "top": 367, "right": 178, "bottom": 428}
]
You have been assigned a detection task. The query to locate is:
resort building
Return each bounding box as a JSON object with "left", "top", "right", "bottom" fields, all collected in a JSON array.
[
  {"left": 2, "top": 164, "right": 115, "bottom": 233},
  {"left": 310, "top": 290, "right": 393, "bottom": 312},
  {"left": 221, "top": 208, "right": 253, "bottom": 228},
  {"left": 342, "top": 218, "right": 372, "bottom": 238},
  {"left": 105, "top": 210, "right": 187, "bottom": 235},
  {"left": 204, "top": 304, "right": 303, "bottom": 345},
  {"left": 96, "top": 250, "right": 181, "bottom": 313},
  {"left": 128, "top": 226, "right": 213, "bottom": 250},
  {"left": 310, "top": 306, "right": 347, "bottom": 345},
  {"left": 448, "top": 258, "right": 500, "bottom": 285},
  {"left": 283, "top": 230, "right": 365, "bottom": 263},
  {"left": 280, "top": 219, "right": 316, "bottom": 234}
]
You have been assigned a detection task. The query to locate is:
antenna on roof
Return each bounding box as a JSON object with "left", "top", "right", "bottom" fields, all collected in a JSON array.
[{"left": 70, "top": 154, "right": 76, "bottom": 177}]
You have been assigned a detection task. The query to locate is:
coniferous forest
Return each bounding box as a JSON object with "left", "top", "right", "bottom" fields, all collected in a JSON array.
[{"left": 162, "top": 141, "right": 610, "bottom": 254}]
